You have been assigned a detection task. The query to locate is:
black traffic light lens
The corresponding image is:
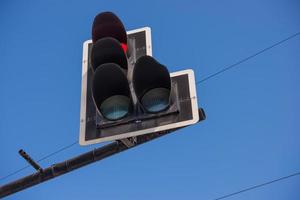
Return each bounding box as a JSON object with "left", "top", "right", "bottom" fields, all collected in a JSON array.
[
  {"left": 141, "top": 88, "right": 170, "bottom": 113},
  {"left": 100, "top": 95, "right": 130, "bottom": 120},
  {"left": 133, "top": 56, "right": 171, "bottom": 113}
]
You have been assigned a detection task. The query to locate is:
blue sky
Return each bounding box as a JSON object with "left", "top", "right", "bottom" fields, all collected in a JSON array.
[{"left": 0, "top": 0, "right": 300, "bottom": 199}]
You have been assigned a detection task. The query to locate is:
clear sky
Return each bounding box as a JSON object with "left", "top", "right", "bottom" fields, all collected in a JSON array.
[{"left": 0, "top": 0, "right": 300, "bottom": 199}]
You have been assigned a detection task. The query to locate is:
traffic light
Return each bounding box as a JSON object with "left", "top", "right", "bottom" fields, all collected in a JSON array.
[{"left": 79, "top": 12, "right": 202, "bottom": 145}]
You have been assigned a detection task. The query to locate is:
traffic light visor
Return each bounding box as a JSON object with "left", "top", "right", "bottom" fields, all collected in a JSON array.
[
  {"left": 92, "top": 63, "right": 132, "bottom": 120},
  {"left": 133, "top": 56, "right": 171, "bottom": 113},
  {"left": 91, "top": 37, "right": 128, "bottom": 71},
  {"left": 92, "top": 12, "right": 127, "bottom": 46}
]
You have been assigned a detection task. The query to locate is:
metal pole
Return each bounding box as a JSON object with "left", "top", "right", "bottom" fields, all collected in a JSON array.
[
  {"left": 0, "top": 109, "right": 205, "bottom": 198},
  {"left": 0, "top": 130, "right": 172, "bottom": 198}
]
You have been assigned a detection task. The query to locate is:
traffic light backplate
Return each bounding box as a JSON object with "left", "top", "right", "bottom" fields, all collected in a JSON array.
[{"left": 79, "top": 27, "right": 199, "bottom": 145}]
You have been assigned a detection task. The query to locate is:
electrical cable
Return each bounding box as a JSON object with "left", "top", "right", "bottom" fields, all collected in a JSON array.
[
  {"left": 212, "top": 171, "right": 300, "bottom": 200},
  {"left": 197, "top": 32, "right": 300, "bottom": 84}
]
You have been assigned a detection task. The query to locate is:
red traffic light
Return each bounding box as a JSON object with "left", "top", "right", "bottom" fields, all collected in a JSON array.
[{"left": 92, "top": 12, "right": 127, "bottom": 53}]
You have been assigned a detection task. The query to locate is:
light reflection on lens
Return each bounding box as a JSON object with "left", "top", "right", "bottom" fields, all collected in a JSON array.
[
  {"left": 141, "top": 88, "right": 170, "bottom": 113},
  {"left": 100, "top": 95, "right": 130, "bottom": 120}
]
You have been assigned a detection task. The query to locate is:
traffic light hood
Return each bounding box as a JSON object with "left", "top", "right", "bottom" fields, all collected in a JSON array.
[
  {"left": 133, "top": 56, "right": 171, "bottom": 113},
  {"left": 92, "top": 12, "right": 127, "bottom": 49},
  {"left": 92, "top": 63, "right": 132, "bottom": 120},
  {"left": 91, "top": 37, "right": 128, "bottom": 71}
]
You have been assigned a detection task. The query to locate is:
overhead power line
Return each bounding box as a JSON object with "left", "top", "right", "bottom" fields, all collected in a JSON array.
[
  {"left": 212, "top": 171, "right": 300, "bottom": 200},
  {"left": 197, "top": 32, "right": 300, "bottom": 84},
  {"left": 1, "top": 31, "right": 299, "bottom": 184}
]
